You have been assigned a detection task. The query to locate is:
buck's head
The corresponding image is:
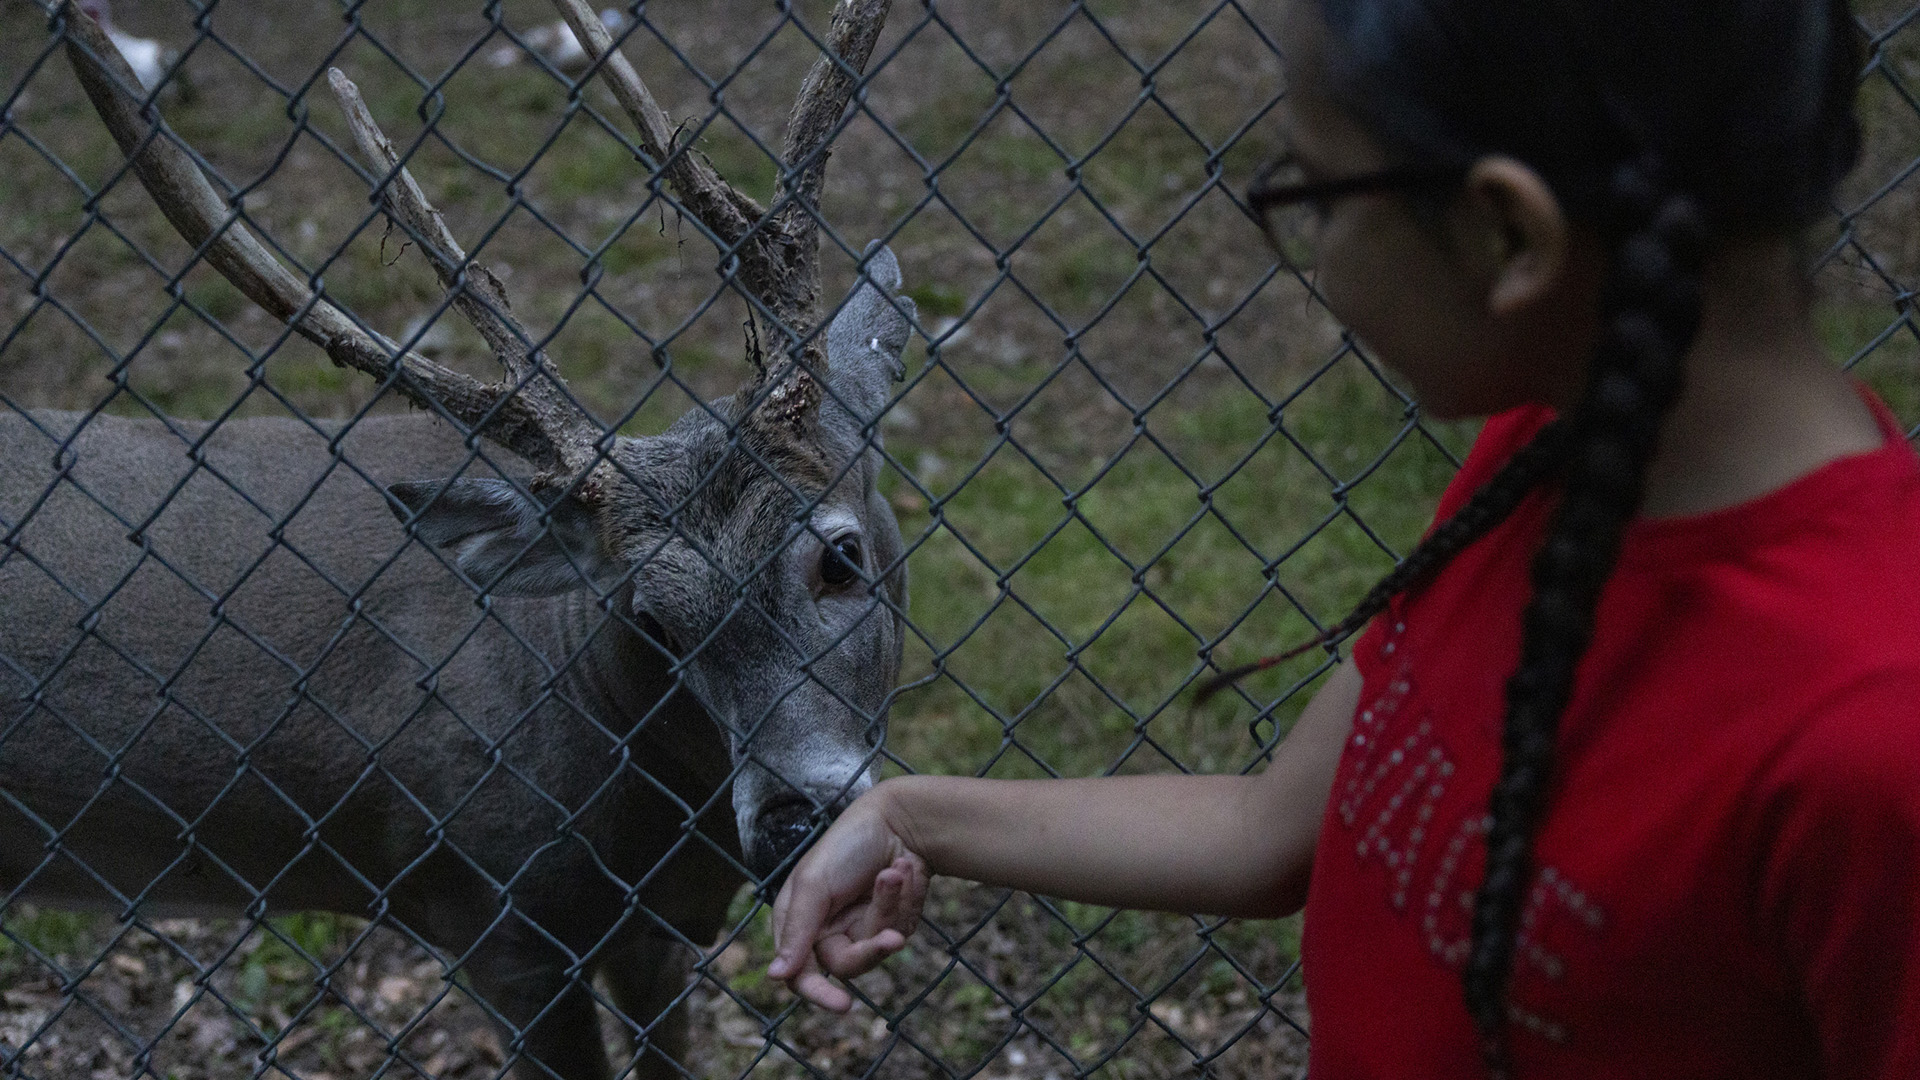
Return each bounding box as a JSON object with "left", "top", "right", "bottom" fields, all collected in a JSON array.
[{"left": 387, "top": 247, "right": 916, "bottom": 883}]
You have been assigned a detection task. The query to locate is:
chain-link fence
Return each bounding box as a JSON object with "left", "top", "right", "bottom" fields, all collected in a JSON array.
[{"left": 2, "top": 1, "right": 1915, "bottom": 1078}]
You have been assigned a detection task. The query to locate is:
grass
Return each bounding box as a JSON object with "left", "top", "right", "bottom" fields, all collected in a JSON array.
[
  {"left": 225, "top": 913, "right": 356, "bottom": 1016},
  {"left": 904, "top": 282, "right": 968, "bottom": 320},
  {"left": 1823, "top": 298, "right": 1920, "bottom": 422},
  {"left": 0, "top": 903, "right": 353, "bottom": 987},
  {"left": 0, "top": 905, "right": 105, "bottom": 979},
  {"left": 879, "top": 367, "right": 1469, "bottom": 784}
]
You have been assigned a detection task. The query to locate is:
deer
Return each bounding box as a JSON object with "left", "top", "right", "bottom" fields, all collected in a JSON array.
[{"left": 0, "top": 2, "right": 910, "bottom": 1077}]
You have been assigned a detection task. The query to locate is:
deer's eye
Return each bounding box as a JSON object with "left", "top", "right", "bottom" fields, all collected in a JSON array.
[{"left": 821, "top": 536, "right": 863, "bottom": 587}]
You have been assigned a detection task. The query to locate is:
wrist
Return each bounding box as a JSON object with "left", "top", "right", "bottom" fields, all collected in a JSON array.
[{"left": 867, "top": 774, "right": 936, "bottom": 867}]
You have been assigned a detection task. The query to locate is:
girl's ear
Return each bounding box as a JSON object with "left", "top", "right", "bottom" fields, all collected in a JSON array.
[{"left": 1455, "top": 156, "right": 1574, "bottom": 318}]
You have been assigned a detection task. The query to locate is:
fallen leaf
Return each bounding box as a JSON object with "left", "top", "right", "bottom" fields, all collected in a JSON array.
[
  {"left": 470, "top": 1025, "right": 505, "bottom": 1065},
  {"left": 711, "top": 942, "right": 750, "bottom": 980},
  {"left": 270, "top": 1022, "right": 321, "bottom": 1056},
  {"left": 107, "top": 953, "right": 147, "bottom": 979},
  {"left": 376, "top": 975, "right": 413, "bottom": 1006},
  {"left": 188, "top": 1012, "right": 237, "bottom": 1056}
]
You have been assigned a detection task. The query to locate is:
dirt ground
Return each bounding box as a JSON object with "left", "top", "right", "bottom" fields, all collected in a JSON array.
[{"left": 2, "top": 882, "right": 1309, "bottom": 1080}]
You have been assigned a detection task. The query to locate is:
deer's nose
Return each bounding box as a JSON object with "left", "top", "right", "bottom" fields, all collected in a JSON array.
[
  {"left": 749, "top": 795, "right": 817, "bottom": 896},
  {"left": 748, "top": 769, "right": 872, "bottom": 893}
]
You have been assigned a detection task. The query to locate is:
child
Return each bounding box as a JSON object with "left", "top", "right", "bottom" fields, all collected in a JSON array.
[{"left": 767, "top": 1, "right": 1920, "bottom": 1076}]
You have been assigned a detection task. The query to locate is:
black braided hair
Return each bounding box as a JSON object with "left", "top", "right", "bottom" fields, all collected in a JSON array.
[
  {"left": 1247, "top": 1, "right": 1865, "bottom": 1073},
  {"left": 1462, "top": 163, "right": 1707, "bottom": 1076}
]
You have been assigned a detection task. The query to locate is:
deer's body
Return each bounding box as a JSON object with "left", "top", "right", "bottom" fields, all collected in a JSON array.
[
  {"left": 2, "top": 411, "right": 750, "bottom": 1075},
  {"left": 0, "top": 409, "right": 733, "bottom": 921},
  {"left": 2, "top": 301, "right": 912, "bottom": 1070}
]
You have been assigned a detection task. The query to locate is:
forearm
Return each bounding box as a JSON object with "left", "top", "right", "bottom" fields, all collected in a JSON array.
[
  {"left": 769, "top": 664, "right": 1358, "bottom": 1003},
  {"left": 874, "top": 661, "right": 1357, "bottom": 919},
  {"left": 874, "top": 772, "right": 1293, "bottom": 918}
]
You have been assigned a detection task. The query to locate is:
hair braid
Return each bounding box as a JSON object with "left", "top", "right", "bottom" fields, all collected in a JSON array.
[{"left": 1461, "top": 159, "right": 1708, "bottom": 1077}]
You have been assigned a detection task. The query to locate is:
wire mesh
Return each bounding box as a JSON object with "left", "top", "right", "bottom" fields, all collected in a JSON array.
[{"left": 2, "top": 2, "right": 1916, "bottom": 1079}]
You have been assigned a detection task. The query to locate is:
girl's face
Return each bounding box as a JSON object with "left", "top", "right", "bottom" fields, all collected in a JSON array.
[{"left": 1273, "top": 1, "right": 1601, "bottom": 419}]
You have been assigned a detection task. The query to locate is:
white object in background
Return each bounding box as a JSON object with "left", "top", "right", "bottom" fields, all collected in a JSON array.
[
  {"left": 486, "top": 9, "right": 630, "bottom": 74},
  {"left": 79, "top": 0, "right": 175, "bottom": 92}
]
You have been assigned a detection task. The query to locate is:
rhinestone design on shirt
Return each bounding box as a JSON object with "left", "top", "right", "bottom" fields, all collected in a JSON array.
[{"left": 1334, "top": 617, "right": 1607, "bottom": 1044}]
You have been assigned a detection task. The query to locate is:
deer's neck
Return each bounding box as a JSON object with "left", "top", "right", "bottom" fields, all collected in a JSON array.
[{"left": 544, "top": 587, "right": 733, "bottom": 799}]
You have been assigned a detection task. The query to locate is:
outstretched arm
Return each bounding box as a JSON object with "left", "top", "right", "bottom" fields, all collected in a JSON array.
[{"left": 768, "top": 661, "right": 1361, "bottom": 1010}]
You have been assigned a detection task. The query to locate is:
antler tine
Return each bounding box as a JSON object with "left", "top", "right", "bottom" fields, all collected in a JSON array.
[
  {"left": 60, "top": 3, "right": 592, "bottom": 486},
  {"left": 548, "top": 0, "right": 764, "bottom": 263},
  {"left": 324, "top": 68, "right": 602, "bottom": 482},
  {"left": 549, "top": 0, "right": 892, "bottom": 342},
  {"left": 774, "top": 0, "right": 894, "bottom": 321}
]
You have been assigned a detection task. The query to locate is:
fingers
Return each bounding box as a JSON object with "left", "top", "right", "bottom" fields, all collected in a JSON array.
[
  {"left": 766, "top": 788, "right": 922, "bottom": 1005},
  {"left": 893, "top": 854, "right": 930, "bottom": 934},
  {"left": 846, "top": 862, "right": 906, "bottom": 941},
  {"left": 816, "top": 926, "right": 907, "bottom": 976},
  {"left": 812, "top": 856, "right": 925, "bottom": 979},
  {"left": 787, "top": 949, "right": 855, "bottom": 1013},
  {"left": 865, "top": 856, "right": 928, "bottom": 937},
  {"left": 768, "top": 867, "right": 835, "bottom": 982}
]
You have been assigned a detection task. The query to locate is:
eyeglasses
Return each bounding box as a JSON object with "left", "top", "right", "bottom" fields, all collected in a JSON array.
[{"left": 1247, "top": 155, "right": 1464, "bottom": 269}]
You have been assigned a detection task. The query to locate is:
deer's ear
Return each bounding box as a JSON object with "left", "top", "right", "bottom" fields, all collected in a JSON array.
[
  {"left": 824, "top": 241, "right": 916, "bottom": 426},
  {"left": 387, "top": 478, "right": 615, "bottom": 596}
]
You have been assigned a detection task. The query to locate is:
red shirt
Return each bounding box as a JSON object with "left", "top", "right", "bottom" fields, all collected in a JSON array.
[{"left": 1301, "top": 396, "right": 1920, "bottom": 1079}]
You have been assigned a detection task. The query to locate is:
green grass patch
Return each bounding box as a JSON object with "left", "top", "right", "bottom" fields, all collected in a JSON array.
[
  {"left": 136, "top": 375, "right": 241, "bottom": 419},
  {"left": 971, "top": 133, "right": 1064, "bottom": 182},
  {"left": 1080, "top": 114, "right": 1207, "bottom": 205},
  {"left": 170, "top": 97, "right": 297, "bottom": 170},
  {"left": 905, "top": 282, "right": 969, "bottom": 320},
  {"left": 1822, "top": 300, "right": 1920, "bottom": 424},
  {"left": 0, "top": 904, "right": 106, "bottom": 976},
  {"left": 232, "top": 913, "right": 357, "bottom": 1019},
  {"left": 885, "top": 365, "right": 1464, "bottom": 781},
  {"left": 896, "top": 84, "right": 1004, "bottom": 162},
  {"left": 183, "top": 272, "right": 246, "bottom": 324},
  {"left": 547, "top": 131, "right": 641, "bottom": 201},
  {"left": 1044, "top": 231, "right": 1138, "bottom": 314},
  {"left": 596, "top": 232, "right": 675, "bottom": 277},
  {"left": 612, "top": 341, "right": 731, "bottom": 435},
  {"left": 694, "top": 127, "right": 780, "bottom": 206},
  {"left": 269, "top": 356, "right": 359, "bottom": 397}
]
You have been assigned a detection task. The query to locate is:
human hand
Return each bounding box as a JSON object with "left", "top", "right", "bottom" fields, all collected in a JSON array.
[{"left": 768, "top": 787, "right": 929, "bottom": 1012}]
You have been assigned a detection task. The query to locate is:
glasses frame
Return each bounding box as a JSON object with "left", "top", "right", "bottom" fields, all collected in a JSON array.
[{"left": 1247, "top": 156, "right": 1467, "bottom": 263}]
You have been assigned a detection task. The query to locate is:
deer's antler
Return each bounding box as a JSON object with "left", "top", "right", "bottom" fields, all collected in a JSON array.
[
  {"left": 323, "top": 68, "right": 603, "bottom": 483},
  {"left": 62, "top": 0, "right": 894, "bottom": 486},
  {"left": 59, "top": 2, "right": 603, "bottom": 486},
  {"left": 550, "top": 0, "right": 893, "bottom": 347}
]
